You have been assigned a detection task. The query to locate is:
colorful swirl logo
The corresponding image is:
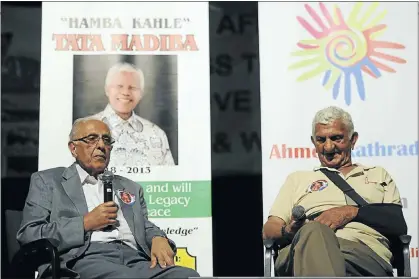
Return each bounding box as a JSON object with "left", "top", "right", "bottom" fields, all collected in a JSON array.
[{"left": 289, "top": 3, "right": 406, "bottom": 105}]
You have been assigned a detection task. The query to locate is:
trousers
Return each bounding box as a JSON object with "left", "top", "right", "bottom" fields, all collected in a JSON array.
[
  {"left": 275, "top": 222, "right": 394, "bottom": 276},
  {"left": 68, "top": 241, "right": 199, "bottom": 279}
]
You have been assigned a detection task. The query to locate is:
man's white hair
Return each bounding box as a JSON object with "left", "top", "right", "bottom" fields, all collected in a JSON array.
[
  {"left": 312, "top": 106, "right": 355, "bottom": 138},
  {"left": 68, "top": 117, "right": 103, "bottom": 142},
  {"left": 105, "top": 62, "right": 145, "bottom": 93}
]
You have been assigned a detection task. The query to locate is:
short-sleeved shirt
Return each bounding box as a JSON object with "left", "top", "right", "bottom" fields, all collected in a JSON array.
[
  {"left": 269, "top": 164, "right": 402, "bottom": 264},
  {"left": 89, "top": 105, "right": 175, "bottom": 167}
]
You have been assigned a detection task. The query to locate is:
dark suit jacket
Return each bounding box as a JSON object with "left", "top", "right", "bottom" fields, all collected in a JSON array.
[{"left": 16, "top": 163, "right": 175, "bottom": 278}]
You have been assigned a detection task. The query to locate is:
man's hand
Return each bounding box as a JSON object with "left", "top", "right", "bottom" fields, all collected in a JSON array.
[
  {"left": 150, "top": 237, "right": 175, "bottom": 269},
  {"left": 314, "top": 205, "right": 358, "bottom": 230},
  {"left": 83, "top": 201, "right": 118, "bottom": 231},
  {"left": 263, "top": 217, "right": 283, "bottom": 240},
  {"left": 284, "top": 218, "right": 307, "bottom": 239},
  {"left": 263, "top": 216, "right": 306, "bottom": 241}
]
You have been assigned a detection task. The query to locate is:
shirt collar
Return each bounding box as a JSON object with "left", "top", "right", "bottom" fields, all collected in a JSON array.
[
  {"left": 75, "top": 163, "right": 98, "bottom": 185},
  {"left": 314, "top": 163, "right": 376, "bottom": 176},
  {"left": 102, "top": 104, "right": 143, "bottom": 132},
  {"left": 313, "top": 166, "right": 340, "bottom": 173}
]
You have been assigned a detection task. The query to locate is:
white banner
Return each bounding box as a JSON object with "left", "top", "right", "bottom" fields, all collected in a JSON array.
[
  {"left": 39, "top": 2, "right": 212, "bottom": 276},
  {"left": 259, "top": 2, "right": 417, "bottom": 276}
]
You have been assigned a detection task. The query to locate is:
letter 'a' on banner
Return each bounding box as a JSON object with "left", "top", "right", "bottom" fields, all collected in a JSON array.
[
  {"left": 259, "top": 2, "right": 418, "bottom": 276},
  {"left": 39, "top": 2, "right": 212, "bottom": 276}
]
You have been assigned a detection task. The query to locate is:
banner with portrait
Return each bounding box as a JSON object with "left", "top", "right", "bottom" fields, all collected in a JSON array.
[
  {"left": 259, "top": 2, "right": 418, "bottom": 275},
  {"left": 39, "top": 2, "right": 212, "bottom": 275}
]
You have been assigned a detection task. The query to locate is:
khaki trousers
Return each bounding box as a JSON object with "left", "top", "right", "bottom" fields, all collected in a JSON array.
[{"left": 275, "top": 222, "right": 394, "bottom": 277}]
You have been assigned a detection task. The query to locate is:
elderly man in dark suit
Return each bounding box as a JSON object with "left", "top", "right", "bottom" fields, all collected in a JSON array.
[{"left": 17, "top": 119, "right": 199, "bottom": 279}]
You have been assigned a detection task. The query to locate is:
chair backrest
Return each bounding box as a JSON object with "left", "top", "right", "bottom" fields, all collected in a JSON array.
[
  {"left": 1, "top": 176, "right": 31, "bottom": 277},
  {"left": 5, "top": 210, "right": 23, "bottom": 263},
  {"left": 388, "top": 235, "right": 408, "bottom": 276}
]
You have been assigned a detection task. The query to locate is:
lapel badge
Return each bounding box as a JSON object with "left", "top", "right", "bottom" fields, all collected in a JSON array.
[
  {"left": 117, "top": 189, "right": 136, "bottom": 205},
  {"left": 307, "top": 180, "right": 328, "bottom": 193}
]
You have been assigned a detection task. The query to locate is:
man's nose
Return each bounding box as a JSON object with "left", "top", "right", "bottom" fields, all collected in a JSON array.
[
  {"left": 120, "top": 88, "right": 130, "bottom": 96},
  {"left": 96, "top": 137, "right": 107, "bottom": 150},
  {"left": 324, "top": 139, "right": 335, "bottom": 152}
]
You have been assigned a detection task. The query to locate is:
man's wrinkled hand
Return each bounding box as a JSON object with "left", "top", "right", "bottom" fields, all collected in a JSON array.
[
  {"left": 150, "top": 237, "right": 175, "bottom": 269},
  {"left": 284, "top": 218, "right": 308, "bottom": 239},
  {"left": 83, "top": 201, "right": 118, "bottom": 232},
  {"left": 314, "top": 205, "right": 358, "bottom": 230}
]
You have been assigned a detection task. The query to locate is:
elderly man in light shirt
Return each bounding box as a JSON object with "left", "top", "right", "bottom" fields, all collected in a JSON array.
[{"left": 88, "top": 62, "right": 175, "bottom": 167}]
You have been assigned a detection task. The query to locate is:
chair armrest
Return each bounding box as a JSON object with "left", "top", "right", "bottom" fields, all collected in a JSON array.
[
  {"left": 264, "top": 239, "right": 280, "bottom": 277},
  {"left": 399, "top": 235, "right": 411, "bottom": 277},
  {"left": 264, "top": 239, "right": 275, "bottom": 249},
  {"left": 11, "top": 238, "right": 60, "bottom": 279}
]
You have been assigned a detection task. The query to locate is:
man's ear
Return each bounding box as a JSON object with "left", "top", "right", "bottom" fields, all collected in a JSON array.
[
  {"left": 350, "top": 132, "right": 359, "bottom": 150},
  {"left": 68, "top": 142, "right": 77, "bottom": 158}
]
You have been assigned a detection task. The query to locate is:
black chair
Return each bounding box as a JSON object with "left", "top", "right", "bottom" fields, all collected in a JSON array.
[
  {"left": 264, "top": 234, "right": 412, "bottom": 277},
  {"left": 3, "top": 177, "right": 60, "bottom": 279},
  {"left": 6, "top": 209, "right": 60, "bottom": 279}
]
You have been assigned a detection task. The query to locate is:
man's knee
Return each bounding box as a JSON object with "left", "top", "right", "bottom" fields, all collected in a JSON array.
[
  {"left": 295, "top": 221, "right": 336, "bottom": 240},
  {"left": 299, "top": 221, "right": 333, "bottom": 234},
  {"left": 187, "top": 268, "right": 200, "bottom": 278},
  {"left": 181, "top": 267, "right": 200, "bottom": 278},
  {"left": 165, "top": 266, "right": 200, "bottom": 278}
]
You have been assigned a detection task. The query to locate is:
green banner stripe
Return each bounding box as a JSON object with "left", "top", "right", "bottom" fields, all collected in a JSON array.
[{"left": 138, "top": 181, "right": 211, "bottom": 218}]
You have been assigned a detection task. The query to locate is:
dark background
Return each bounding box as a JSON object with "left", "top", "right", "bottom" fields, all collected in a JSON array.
[
  {"left": 73, "top": 54, "right": 179, "bottom": 165},
  {"left": 1, "top": 1, "right": 263, "bottom": 277}
]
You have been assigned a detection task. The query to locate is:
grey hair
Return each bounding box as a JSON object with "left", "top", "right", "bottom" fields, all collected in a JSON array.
[
  {"left": 104, "top": 62, "right": 145, "bottom": 93},
  {"left": 68, "top": 117, "right": 99, "bottom": 142},
  {"left": 312, "top": 106, "right": 355, "bottom": 138}
]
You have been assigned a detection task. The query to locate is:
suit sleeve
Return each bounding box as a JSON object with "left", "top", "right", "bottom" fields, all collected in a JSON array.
[
  {"left": 16, "top": 172, "right": 85, "bottom": 252},
  {"left": 137, "top": 184, "right": 177, "bottom": 252}
]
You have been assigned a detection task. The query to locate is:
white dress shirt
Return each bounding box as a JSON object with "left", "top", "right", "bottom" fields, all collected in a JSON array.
[
  {"left": 76, "top": 164, "right": 138, "bottom": 250},
  {"left": 89, "top": 105, "right": 175, "bottom": 167}
]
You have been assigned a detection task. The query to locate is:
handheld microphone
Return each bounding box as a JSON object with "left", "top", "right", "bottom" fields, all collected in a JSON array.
[
  {"left": 292, "top": 205, "right": 306, "bottom": 223},
  {"left": 100, "top": 171, "right": 115, "bottom": 231},
  {"left": 101, "top": 171, "right": 114, "bottom": 203}
]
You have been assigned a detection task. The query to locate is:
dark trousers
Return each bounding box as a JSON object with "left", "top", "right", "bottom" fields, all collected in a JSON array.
[{"left": 276, "top": 222, "right": 394, "bottom": 276}]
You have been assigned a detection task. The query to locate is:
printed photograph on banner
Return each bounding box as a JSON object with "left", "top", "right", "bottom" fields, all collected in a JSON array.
[
  {"left": 39, "top": 2, "right": 212, "bottom": 184},
  {"left": 72, "top": 54, "right": 178, "bottom": 169}
]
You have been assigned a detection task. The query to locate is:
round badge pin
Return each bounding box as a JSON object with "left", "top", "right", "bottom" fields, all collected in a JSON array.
[
  {"left": 117, "top": 189, "right": 136, "bottom": 205},
  {"left": 308, "top": 180, "right": 328, "bottom": 192}
]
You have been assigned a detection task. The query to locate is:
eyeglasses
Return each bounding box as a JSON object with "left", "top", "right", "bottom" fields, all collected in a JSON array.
[{"left": 72, "top": 134, "right": 115, "bottom": 146}]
